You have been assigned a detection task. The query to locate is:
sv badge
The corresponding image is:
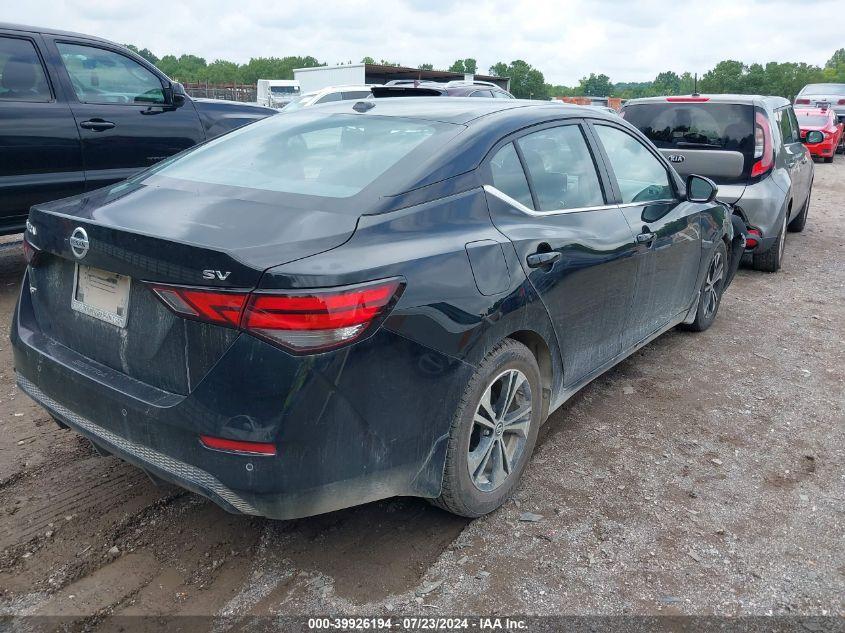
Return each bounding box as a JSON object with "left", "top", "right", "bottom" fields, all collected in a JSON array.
[{"left": 202, "top": 270, "right": 232, "bottom": 281}]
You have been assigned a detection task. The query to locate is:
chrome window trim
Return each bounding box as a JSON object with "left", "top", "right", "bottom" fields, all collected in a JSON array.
[{"left": 483, "top": 185, "right": 619, "bottom": 216}]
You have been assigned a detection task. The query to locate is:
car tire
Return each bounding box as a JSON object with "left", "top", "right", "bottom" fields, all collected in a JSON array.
[
  {"left": 752, "top": 210, "right": 788, "bottom": 273},
  {"left": 788, "top": 187, "right": 810, "bottom": 233},
  {"left": 432, "top": 339, "right": 543, "bottom": 518},
  {"left": 681, "top": 241, "right": 727, "bottom": 333}
]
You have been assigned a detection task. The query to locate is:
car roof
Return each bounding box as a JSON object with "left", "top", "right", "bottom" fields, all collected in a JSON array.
[
  {"left": 306, "top": 97, "right": 608, "bottom": 125},
  {"left": 624, "top": 94, "right": 791, "bottom": 110},
  {"left": 0, "top": 22, "right": 115, "bottom": 44}
]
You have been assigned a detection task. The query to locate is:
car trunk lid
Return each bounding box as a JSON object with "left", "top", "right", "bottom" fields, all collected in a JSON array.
[{"left": 25, "top": 181, "right": 359, "bottom": 394}]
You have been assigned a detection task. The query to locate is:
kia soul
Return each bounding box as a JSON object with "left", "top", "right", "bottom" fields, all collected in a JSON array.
[{"left": 13, "top": 99, "right": 739, "bottom": 519}]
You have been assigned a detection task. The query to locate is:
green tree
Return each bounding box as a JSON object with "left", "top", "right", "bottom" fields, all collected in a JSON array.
[
  {"left": 578, "top": 73, "right": 612, "bottom": 97},
  {"left": 700, "top": 60, "right": 745, "bottom": 93},
  {"left": 418, "top": 63, "right": 434, "bottom": 71},
  {"left": 489, "top": 60, "right": 547, "bottom": 99},
  {"left": 124, "top": 44, "right": 158, "bottom": 65},
  {"left": 206, "top": 60, "right": 241, "bottom": 84},
  {"left": 651, "top": 71, "right": 681, "bottom": 95},
  {"left": 361, "top": 56, "right": 376, "bottom": 64},
  {"left": 448, "top": 58, "right": 477, "bottom": 74}
]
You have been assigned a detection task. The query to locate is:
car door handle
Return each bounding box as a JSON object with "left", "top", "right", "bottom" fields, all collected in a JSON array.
[
  {"left": 79, "top": 119, "right": 115, "bottom": 131},
  {"left": 636, "top": 231, "right": 656, "bottom": 245},
  {"left": 526, "top": 251, "right": 561, "bottom": 268}
]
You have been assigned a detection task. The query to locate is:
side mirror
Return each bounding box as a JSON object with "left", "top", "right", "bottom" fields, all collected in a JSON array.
[
  {"left": 804, "top": 130, "right": 824, "bottom": 144},
  {"left": 170, "top": 82, "right": 187, "bottom": 107},
  {"left": 686, "top": 174, "right": 718, "bottom": 204}
]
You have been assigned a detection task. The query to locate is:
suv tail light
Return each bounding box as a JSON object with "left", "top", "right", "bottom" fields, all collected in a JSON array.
[
  {"left": 838, "top": 99, "right": 845, "bottom": 105},
  {"left": 22, "top": 234, "right": 41, "bottom": 265},
  {"left": 751, "top": 110, "right": 773, "bottom": 178},
  {"left": 795, "top": 98, "right": 810, "bottom": 105},
  {"left": 150, "top": 278, "right": 403, "bottom": 353}
]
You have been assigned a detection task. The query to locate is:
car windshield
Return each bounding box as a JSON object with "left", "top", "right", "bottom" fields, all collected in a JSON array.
[
  {"left": 623, "top": 103, "right": 754, "bottom": 152},
  {"left": 796, "top": 113, "right": 829, "bottom": 126},
  {"left": 149, "top": 112, "right": 450, "bottom": 199},
  {"left": 801, "top": 84, "right": 845, "bottom": 95}
]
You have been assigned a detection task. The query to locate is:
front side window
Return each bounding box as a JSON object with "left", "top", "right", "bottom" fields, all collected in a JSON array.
[
  {"left": 594, "top": 125, "right": 674, "bottom": 204},
  {"left": 152, "top": 113, "right": 446, "bottom": 199},
  {"left": 314, "top": 91, "right": 342, "bottom": 104},
  {"left": 0, "top": 36, "right": 51, "bottom": 102},
  {"left": 57, "top": 42, "right": 164, "bottom": 105},
  {"left": 516, "top": 125, "right": 605, "bottom": 211},
  {"left": 493, "top": 90, "right": 513, "bottom": 99},
  {"left": 470, "top": 90, "right": 493, "bottom": 98},
  {"left": 489, "top": 143, "right": 533, "bottom": 208}
]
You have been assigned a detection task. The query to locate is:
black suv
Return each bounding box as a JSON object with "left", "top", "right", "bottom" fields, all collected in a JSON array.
[
  {"left": 372, "top": 80, "right": 514, "bottom": 99},
  {"left": 0, "top": 23, "right": 277, "bottom": 235}
]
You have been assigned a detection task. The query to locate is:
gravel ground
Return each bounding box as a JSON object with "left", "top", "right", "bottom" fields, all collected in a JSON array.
[{"left": 0, "top": 162, "right": 842, "bottom": 627}]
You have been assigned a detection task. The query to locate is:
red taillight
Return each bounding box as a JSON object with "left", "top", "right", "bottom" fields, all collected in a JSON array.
[
  {"left": 746, "top": 228, "right": 761, "bottom": 250},
  {"left": 838, "top": 99, "right": 845, "bottom": 105},
  {"left": 666, "top": 96, "right": 710, "bottom": 102},
  {"left": 751, "top": 111, "right": 773, "bottom": 178},
  {"left": 150, "top": 278, "right": 403, "bottom": 353},
  {"left": 242, "top": 279, "right": 402, "bottom": 352},
  {"left": 200, "top": 435, "right": 277, "bottom": 456},
  {"left": 151, "top": 285, "right": 247, "bottom": 326},
  {"left": 795, "top": 98, "right": 810, "bottom": 105}
]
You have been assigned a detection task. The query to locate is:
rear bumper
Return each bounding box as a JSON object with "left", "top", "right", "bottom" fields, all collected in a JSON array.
[
  {"left": 725, "top": 177, "right": 788, "bottom": 252},
  {"left": 11, "top": 269, "right": 472, "bottom": 519},
  {"left": 806, "top": 141, "right": 837, "bottom": 157}
]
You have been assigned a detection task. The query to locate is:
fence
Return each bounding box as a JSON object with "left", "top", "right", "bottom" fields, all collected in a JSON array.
[{"left": 181, "top": 82, "right": 257, "bottom": 103}]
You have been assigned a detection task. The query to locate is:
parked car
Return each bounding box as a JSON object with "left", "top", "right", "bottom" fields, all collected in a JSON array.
[
  {"left": 621, "top": 95, "right": 814, "bottom": 272},
  {"left": 372, "top": 80, "right": 515, "bottom": 99},
  {"left": 281, "top": 85, "right": 377, "bottom": 111},
  {"left": 794, "top": 106, "right": 845, "bottom": 162},
  {"left": 14, "top": 98, "right": 740, "bottom": 520},
  {"left": 0, "top": 23, "right": 277, "bottom": 235},
  {"left": 795, "top": 83, "right": 845, "bottom": 123}
]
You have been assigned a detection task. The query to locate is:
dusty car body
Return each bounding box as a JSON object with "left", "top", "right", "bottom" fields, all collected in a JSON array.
[{"left": 13, "top": 99, "right": 738, "bottom": 520}]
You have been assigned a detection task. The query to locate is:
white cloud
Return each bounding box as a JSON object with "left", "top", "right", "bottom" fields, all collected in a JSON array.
[{"left": 4, "top": 0, "right": 842, "bottom": 85}]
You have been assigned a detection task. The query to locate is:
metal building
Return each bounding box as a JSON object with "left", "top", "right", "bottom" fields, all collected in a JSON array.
[{"left": 293, "top": 63, "right": 510, "bottom": 93}]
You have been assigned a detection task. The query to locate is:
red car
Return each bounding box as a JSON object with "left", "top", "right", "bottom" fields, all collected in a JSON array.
[{"left": 795, "top": 107, "right": 845, "bottom": 162}]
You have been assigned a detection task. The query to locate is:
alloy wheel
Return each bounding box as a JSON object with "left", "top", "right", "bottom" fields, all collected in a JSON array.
[
  {"left": 467, "top": 369, "right": 532, "bottom": 492},
  {"left": 702, "top": 250, "right": 724, "bottom": 320}
]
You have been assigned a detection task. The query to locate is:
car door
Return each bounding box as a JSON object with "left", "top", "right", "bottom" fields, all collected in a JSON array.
[
  {"left": 0, "top": 30, "right": 83, "bottom": 232},
  {"left": 43, "top": 37, "right": 206, "bottom": 191},
  {"left": 775, "top": 106, "right": 811, "bottom": 214},
  {"left": 590, "top": 122, "right": 702, "bottom": 348},
  {"left": 483, "top": 121, "right": 640, "bottom": 386}
]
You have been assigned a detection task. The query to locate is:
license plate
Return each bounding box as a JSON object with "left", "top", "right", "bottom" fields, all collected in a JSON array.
[{"left": 71, "top": 265, "right": 131, "bottom": 328}]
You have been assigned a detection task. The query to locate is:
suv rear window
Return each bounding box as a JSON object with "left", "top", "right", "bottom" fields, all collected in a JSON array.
[{"left": 622, "top": 103, "right": 754, "bottom": 154}]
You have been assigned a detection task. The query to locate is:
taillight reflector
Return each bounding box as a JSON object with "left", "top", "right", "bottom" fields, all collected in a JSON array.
[
  {"left": 746, "top": 228, "right": 761, "bottom": 249},
  {"left": 795, "top": 98, "right": 810, "bottom": 105},
  {"left": 838, "top": 99, "right": 845, "bottom": 106},
  {"left": 200, "top": 435, "right": 277, "bottom": 456},
  {"left": 22, "top": 235, "right": 41, "bottom": 265},
  {"left": 150, "top": 278, "right": 403, "bottom": 353}
]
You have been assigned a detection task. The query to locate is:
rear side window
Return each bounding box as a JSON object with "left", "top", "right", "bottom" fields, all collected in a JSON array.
[
  {"left": 493, "top": 91, "right": 512, "bottom": 99},
  {"left": 470, "top": 90, "right": 493, "bottom": 98},
  {"left": 0, "top": 36, "right": 51, "bottom": 102},
  {"left": 516, "top": 125, "right": 605, "bottom": 211},
  {"left": 153, "top": 113, "right": 448, "bottom": 199},
  {"left": 57, "top": 43, "right": 164, "bottom": 104},
  {"left": 341, "top": 90, "right": 372, "bottom": 100},
  {"left": 314, "top": 92, "right": 342, "bottom": 104},
  {"left": 490, "top": 143, "right": 534, "bottom": 208},
  {"left": 623, "top": 103, "right": 754, "bottom": 155},
  {"left": 775, "top": 108, "right": 800, "bottom": 143},
  {"left": 594, "top": 125, "right": 674, "bottom": 204}
]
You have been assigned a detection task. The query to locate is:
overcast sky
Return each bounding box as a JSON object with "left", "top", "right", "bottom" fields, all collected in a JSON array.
[{"left": 5, "top": 0, "right": 843, "bottom": 85}]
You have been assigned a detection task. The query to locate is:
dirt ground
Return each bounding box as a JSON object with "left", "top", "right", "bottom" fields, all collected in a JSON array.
[{"left": 0, "top": 162, "right": 842, "bottom": 627}]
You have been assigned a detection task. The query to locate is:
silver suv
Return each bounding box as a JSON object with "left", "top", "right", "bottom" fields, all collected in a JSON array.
[{"left": 621, "top": 95, "right": 814, "bottom": 272}]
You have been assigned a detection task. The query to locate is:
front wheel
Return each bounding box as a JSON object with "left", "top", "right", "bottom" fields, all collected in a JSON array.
[
  {"left": 681, "top": 241, "right": 727, "bottom": 332},
  {"left": 433, "top": 339, "right": 542, "bottom": 518}
]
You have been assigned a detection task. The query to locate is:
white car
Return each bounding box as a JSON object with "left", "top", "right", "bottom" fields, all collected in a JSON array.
[{"left": 282, "top": 85, "right": 377, "bottom": 111}]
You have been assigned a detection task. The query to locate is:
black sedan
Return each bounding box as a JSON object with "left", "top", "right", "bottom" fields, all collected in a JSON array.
[{"left": 13, "top": 98, "right": 741, "bottom": 519}]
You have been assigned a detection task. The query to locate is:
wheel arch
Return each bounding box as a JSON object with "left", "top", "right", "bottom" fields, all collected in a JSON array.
[{"left": 504, "top": 329, "right": 554, "bottom": 422}]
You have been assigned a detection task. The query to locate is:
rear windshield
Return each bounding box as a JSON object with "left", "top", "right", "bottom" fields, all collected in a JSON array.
[
  {"left": 796, "top": 114, "right": 829, "bottom": 127},
  {"left": 151, "top": 112, "right": 451, "bottom": 198},
  {"left": 801, "top": 84, "right": 845, "bottom": 96},
  {"left": 622, "top": 103, "right": 754, "bottom": 154}
]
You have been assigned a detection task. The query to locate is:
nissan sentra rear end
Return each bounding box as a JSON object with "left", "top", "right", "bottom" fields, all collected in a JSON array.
[{"left": 11, "top": 106, "right": 480, "bottom": 519}]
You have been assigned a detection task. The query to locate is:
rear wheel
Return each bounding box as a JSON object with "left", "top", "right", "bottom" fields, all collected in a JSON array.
[
  {"left": 433, "top": 339, "right": 542, "bottom": 518},
  {"left": 752, "top": 210, "right": 788, "bottom": 272},
  {"left": 681, "top": 241, "right": 727, "bottom": 333},
  {"left": 788, "top": 187, "right": 810, "bottom": 233}
]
